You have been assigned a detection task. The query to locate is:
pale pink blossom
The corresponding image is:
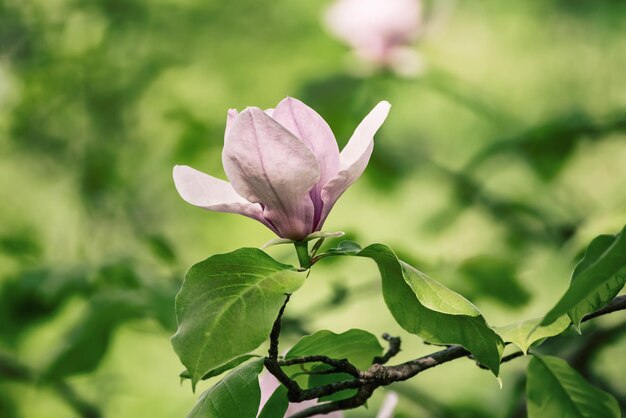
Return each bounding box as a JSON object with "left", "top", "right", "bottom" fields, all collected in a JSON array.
[
  {"left": 258, "top": 372, "right": 398, "bottom": 418},
  {"left": 325, "top": 0, "right": 423, "bottom": 73},
  {"left": 376, "top": 391, "right": 398, "bottom": 418},
  {"left": 258, "top": 372, "right": 343, "bottom": 418},
  {"left": 173, "top": 97, "right": 390, "bottom": 240}
]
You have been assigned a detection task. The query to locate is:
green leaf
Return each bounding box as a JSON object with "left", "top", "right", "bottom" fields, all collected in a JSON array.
[
  {"left": 187, "top": 358, "right": 264, "bottom": 418},
  {"left": 180, "top": 355, "right": 260, "bottom": 382},
  {"left": 542, "top": 226, "right": 626, "bottom": 328},
  {"left": 495, "top": 316, "right": 570, "bottom": 354},
  {"left": 286, "top": 329, "right": 383, "bottom": 368},
  {"left": 258, "top": 385, "right": 289, "bottom": 418},
  {"left": 143, "top": 233, "right": 177, "bottom": 264},
  {"left": 324, "top": 243, "right": 504, "bottom": 375},
  {"left": 285, "top": 329, "right": 383, "bottom": 401},
  {"left": 458, "top": 255, "right": 531, "bottom": 308},
  {"left": 44, "top": 292, "right": 144, "bottom": 379},
  {"left": 171, "top": 248, "right": 305, "bottom": 388},
  {"left": 527, "top": 354, "right": 620, "bottom": 418}
]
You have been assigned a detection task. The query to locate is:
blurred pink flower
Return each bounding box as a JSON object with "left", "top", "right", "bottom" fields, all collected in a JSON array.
[
  {"left": 325, "top": 0, "right": 423, "bottom": 73},
  {"left": 258, "top": 372, "right": 343, "bottom": 418},
  {"left": 173, "top": 97, "right": 390, "bottom": 240},
  {"left": 258, "top": 372, "right": 398, "bottom": 418}
]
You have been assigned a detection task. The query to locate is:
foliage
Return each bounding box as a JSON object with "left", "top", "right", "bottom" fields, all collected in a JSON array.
[
  {"left": 527, "top": 354, "right": 620, "bottom": 418},
  {"left": 1, "top": 0, "right": 626, "bottom": 416},
  {"left": 172, "top": 248, "right": 304, "bottom": 387}
]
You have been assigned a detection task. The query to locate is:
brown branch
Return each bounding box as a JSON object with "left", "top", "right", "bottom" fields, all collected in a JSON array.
[
  {"left": 289, "top": 384, "right": 377, "bottom": 418},
  {"left": 265, "top": 294, "right": 303, "bottom": 396},
  {"left": 477, "top": 350, "right": 525, "bottom": 370},
  {"left": 278, "top": 356, "right": 361, "bottom": 378},
  {"left": 280, "top": 295, "right": 626, "bottom": 418},
  {"left": 268, "top": 294, "right": 292, "bottom": 360}
]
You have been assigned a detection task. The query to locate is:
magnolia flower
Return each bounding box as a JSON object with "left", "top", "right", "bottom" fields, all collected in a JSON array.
[
  {"left": 173, "top": 97, "right": 390, "bottom": 240},
  {"left": 258, "top": 372, "right": 398, "bottom": 418},
  {"left": 325, "top": 0, "right": 423, "bottom": 74}
]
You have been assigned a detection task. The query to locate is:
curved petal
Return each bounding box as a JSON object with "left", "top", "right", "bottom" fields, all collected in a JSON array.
[
  {"left": 222, "top": 107, "right": 321, "bottom": 239},
  {"left": 325, "top": 0, "right": 421, "bottom": 56},
  {"left": 172, "top": 165, "right": 278, "bottom": 234},
  {"left": 318, "top": 101, "right": 391, "bottom": 229},
  {"left": 271, "top": 97, "right": 340, "bottom": 223},
  {"left": 224, "top": 109, "right": 238, "bottom": 140}
]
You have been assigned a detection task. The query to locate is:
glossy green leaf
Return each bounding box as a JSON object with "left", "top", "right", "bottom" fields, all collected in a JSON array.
[
  {"left": 258, "top": 385, "right": 289, "bottom": 418},
  {"left": 44, "top": 292, "right": 144, "bottom": 379},
  {"left": 285, "top": 329, "right": 383, "bottom": 402},
  {"left": 495, "top": 316, "right": 570, "bottom": 354},
  {"left": 366, "top": 245, "right": 503, "bottom": 374},
  {"left": 321, "top": 243, "right": 504, "bottom": 375},
  {"left": 285, "top": 329, "right": 383, "bottom": 368},
  {"left": 527, "top": 354, "right": 620, "bottom": 418},
  {"left": 172, "top": 248, "right": 305, "bottom": 387},
  {"left": 542, "top": 226, "right": 626, "bottom": 328},
  {"left": 458, "top": 255, "right": 531, "bottom": 308},
  {"left": 187, "top": 358, "right": 264, "bottom": 418},
  {"left": 180, "top": 355, "right": 260, "bottom": 382}
]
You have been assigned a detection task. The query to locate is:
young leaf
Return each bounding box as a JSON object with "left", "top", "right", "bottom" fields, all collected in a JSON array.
[
  {"left": 319, "top": 243, "right": 504, "bottom": 375},
  {"left": 495, "top": 316, "right": 570, "bottom": 354},
  {"left": 541, "top": 226, "right": 626, "bottom": 328},
  {"left": 187, "top": 358, "right": 264, "bottom": 418},
  {"left": 171, "top": 248, "right": 305, "bottom": 388},
  {"left": 313, "top": 240, "right": 362, "bottom": 260},
  {"left": 285, "top": 329, "right": 383, "bottom": 401},
  {"left": 527, "top": 354, "right": 620, "bottom": 418}
]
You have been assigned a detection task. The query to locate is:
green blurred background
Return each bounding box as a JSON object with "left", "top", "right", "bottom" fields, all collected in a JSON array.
[{"left": 1, "top": 0, "right": 626, "bottom": 416}]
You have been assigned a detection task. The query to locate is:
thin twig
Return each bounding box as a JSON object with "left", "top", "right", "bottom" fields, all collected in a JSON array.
[
  {"left": 477, "top": 351, "right": 525, "bottom": 370},
  {"left": 581, "top": 295, "right": 626, "bottom": 322},
  {"left": 268, "top": 294, "right": 292, "bottom": 360},
  {"left": 373, "top": 333, "right": 401, "bottom": 365}
]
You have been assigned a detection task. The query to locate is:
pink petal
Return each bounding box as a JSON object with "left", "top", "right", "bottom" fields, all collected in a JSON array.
[
  {"left": 318, "top": 101, "right": 391, "bottom": 228},
  {"left": 173, "top": 165, "right": 278, "bottom": 233},
  {"left": 225, "top": 109, "right": 238, "bottom": 140},
  {"left": 258, "top": 373, "right": 344, "bottom": 418},
  {"left": 258, "top": 372, "right": 281, "bottom": 411},
  {"left": 376, "top": 392, "right": 399, "bottom": 418},
  {"left": 222, "top": 107, "right": 321, "bottom": 240},
  {"left": 271, "top": 97, "right": 340, "bottom": 222},
  {"left": 325, "top": 0, "right": 422, "bottom": 54}
]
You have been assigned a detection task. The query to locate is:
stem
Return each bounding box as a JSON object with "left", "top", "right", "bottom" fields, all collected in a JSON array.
[
  {"left": 268, "top": 294, "right": 291, "bottom": 360},
  {"left": 294, "top": 241, "right": 311, "bottom": 269}
]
